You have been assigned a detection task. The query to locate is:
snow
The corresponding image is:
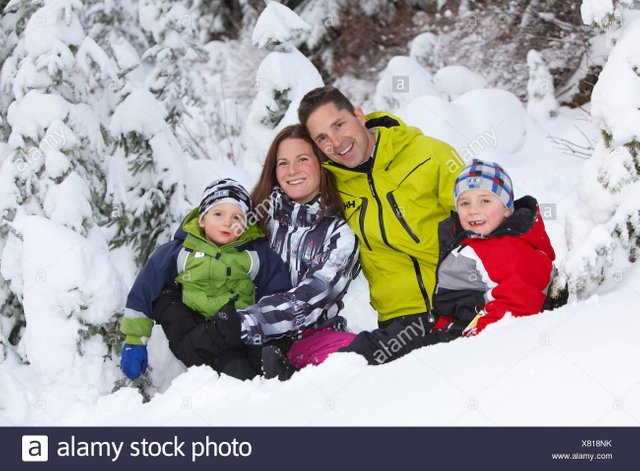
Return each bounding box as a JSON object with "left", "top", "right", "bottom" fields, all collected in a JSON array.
[
  {"left": 559, "top": 7, "right": 640, "bottom": 298},
  {"left": 12, "top": 59, "right": 52, "bottom": 100},
  {"left": 138, "top": 0, "right": 161, "bottom": 35},
  {"left": 23, "top": 1, "right": 85, "bottom": 58},
  {"left": 298, "top": 0, "right": 343, "bottom": 49},
  {"left": 6, "top": 90, "right": 69, "bottom": 143},
  {"left": 1, "top": 90, "right": 633, "bottom": 425},
  {"left": 0, "top": 216, "right": 125, "bottom": 391},
  {"left": 526, "top": 50, "right": 559, "bottom": 123},
  {"left": 589, "top": 15, "right": 640, "bottom": 146},
  {"left": 409, "top": 32, "right": 438, "bottom": 67},
  {"left": 109, "top": 88, "right": 168, "bottom": 138},
  {"left": 109, "top": 36, "right": 141, "bottom": 71},
  {"left": 76, "top": 36, "right": 119, "bottom": 84},
  {"left": 402, "top": 89, "right": 531, "bottom": 162},
  {"left": 433, "top": 66, "right": 487, "bottom": 101},
  {"left": 2, "top": 282, "right": 639, "bottom": 425},
  {"left": 374, "top": 56, "right": 439, "bottom": 112},
  {"left": 43, "top": 171, "right": 92, "bottom": 232},
  {"left": 252, "top": 0, "right": 311, "bottom": 52},
  {"left": 245, "top": 48, "right": 323, "bottom": 173},
  {"left": 1, "top": 0, "right": 639, "bottom": 429},
  {"left": 581, "top": 0, "right": 614, "bottom": 25}
]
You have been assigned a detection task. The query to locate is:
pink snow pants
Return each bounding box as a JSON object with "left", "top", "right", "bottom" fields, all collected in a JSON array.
[{"left": 286, "top": 328, "right": 356, "bottom": 369}]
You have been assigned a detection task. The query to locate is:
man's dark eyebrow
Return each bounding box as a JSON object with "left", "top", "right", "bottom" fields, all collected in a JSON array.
[{"left": 315, "top": 117, "right": 342, "bottom": 140}]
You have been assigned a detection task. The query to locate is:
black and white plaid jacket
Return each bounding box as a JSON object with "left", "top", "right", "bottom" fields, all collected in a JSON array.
[{"left": 241, "top": 188, "right": 360, "bottom": 344}]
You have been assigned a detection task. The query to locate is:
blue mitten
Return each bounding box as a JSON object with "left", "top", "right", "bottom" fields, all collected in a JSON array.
[{"left": 120, "top": 344, "right": 148, "bottom": 379}]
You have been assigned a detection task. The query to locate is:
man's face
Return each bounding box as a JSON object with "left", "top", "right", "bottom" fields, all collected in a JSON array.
[{"left": 305, "top": 102, "right": 375, "bottom": 168}]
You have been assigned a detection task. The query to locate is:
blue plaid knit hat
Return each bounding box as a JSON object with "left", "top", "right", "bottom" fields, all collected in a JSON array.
[{"left": 454, "top": 159, "right": 514, "bottom": 211}]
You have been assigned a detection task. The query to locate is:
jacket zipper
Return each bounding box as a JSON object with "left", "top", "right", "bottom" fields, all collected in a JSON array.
[
  {"left": 371, "top": 160, "right": 432, "bottom": 313},
  {"left": 410, "top": 255, "right": 432, "bottom": 316},
  {"left": 387, "top": 192, "right": 420, "bottom": 243},
  {"left": 367, "top": 170, "right": 394, "bottom": 249},
  {"left": 384, "top": 157, "right": 431, "bottom": 244},
  {"left": 358, "top": 198, "right": 372, "bottom": 251},
  {"left": 395, "top": 157, "right": 431, "bottom": 186}
]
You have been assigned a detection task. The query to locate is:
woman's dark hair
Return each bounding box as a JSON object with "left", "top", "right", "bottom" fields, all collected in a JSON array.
[{"left": 251, "top": 124, "right": 344, "bottom": 234}]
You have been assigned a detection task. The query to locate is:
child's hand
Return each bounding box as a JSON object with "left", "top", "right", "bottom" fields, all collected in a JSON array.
[
  {"left": 120, "top": 344, "right": 148, "bottom": 379},
  {"left": 207, "top": 304, "right": 243, "bottom": 351},
  {"left": 462, "top": 310, "right": 486, "bottom": 337}
]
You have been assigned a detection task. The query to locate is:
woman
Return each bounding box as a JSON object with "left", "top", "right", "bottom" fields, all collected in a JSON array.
[
  {"left": 242, "top": 124, "right": 360, "bottom": 378},
  {"left": 144, "top": 125, "right": 360, "bottom": 381}
]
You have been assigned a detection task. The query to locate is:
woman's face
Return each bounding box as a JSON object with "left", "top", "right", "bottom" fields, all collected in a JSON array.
[{"left": 275, "top": 138, "right": 321, "bottom": 204}]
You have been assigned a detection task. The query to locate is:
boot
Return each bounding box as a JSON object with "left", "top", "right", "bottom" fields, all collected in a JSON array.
[{"left": 261, "top": 345, "right": 298, "bottom": 381}]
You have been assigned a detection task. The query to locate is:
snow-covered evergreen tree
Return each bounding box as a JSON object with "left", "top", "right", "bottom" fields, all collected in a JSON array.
[
  {"left": 246, "top": 0, "right": 323, "bottom": 163},
  {"left": 297, "top": 0, "right": 345, "bottom": 50},
  {"left": 0, "top": 0, "right": 41, "bottom": 141},
  {"left": 190, "top": 0, "right": 245, "bottom": 43},
  {"left": 139, "top": 0, "right": 208, "bottom": 130},
  {"left": 184, "top": 0, "right": 264, "bottom": 166},
  {"left": 558, "top": 2, "right": 640, "bottom": 297},
  {"left": 107, "top": 88, "right": 191, "bottom": 266},
  {"left": 83, "top": 0, "right": 150, "bottom": 60},
  {"left": 526, "top": 49, "right": 559, "bottom": 123},
  {"left": 581, "top": 0, "right": 640, "bottom": 28},
  {"left": 0, "top": 0, "right": 126, "bottom": 385},
  {"left": 104, "top": 1, "right": 196, "bottom": 266}
]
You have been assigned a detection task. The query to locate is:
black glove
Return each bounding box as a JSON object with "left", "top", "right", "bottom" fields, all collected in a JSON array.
[{"left": 205, "top": 303, "right": 244, "bottom": 351}]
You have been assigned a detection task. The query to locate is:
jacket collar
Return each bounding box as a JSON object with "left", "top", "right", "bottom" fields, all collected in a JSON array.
[
  {"left": 447, "top": 195, "right": 555, "bottom": 259},
  {"left": 270, "top": 187, "right": 322, "bottom": 228},
  {"left": 173, "top": 207, "right": 263, "bottom": 249},
  {"left": 322, "top": 111, "right": 421, "bottom": 180}
]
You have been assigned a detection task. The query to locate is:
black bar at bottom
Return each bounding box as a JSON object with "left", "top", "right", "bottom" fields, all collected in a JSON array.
[{"left": 3, "top": 427, "right": 637, "bottom": 470}]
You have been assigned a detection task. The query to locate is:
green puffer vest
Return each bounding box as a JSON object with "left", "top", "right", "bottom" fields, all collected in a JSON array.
[
  {"left": 176, "top": 208, "right": 264, "bottom": 317},
  {"left": 323, "top": 112, "right": 463, "bottom": 322}
]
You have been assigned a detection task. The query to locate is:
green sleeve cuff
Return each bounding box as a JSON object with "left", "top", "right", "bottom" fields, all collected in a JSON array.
[
  {"left": 120, "top": 316, "right": 154, "bottom": 345},
  {"left": 124, "top": 334, "right": 145, "bottom": 346}
]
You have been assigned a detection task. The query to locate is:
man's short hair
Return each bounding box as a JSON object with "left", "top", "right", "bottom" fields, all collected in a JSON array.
[{"left": 298, "top": 86, "right": 356, "bottom": 127}]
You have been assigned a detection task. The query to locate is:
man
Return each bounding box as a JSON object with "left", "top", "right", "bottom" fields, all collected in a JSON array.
[{"left": 298, "top": 85, "right": 464, "bottom": 364}]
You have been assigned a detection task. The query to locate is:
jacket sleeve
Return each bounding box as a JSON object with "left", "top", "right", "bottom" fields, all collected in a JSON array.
[
  {"left": 120, "top": 240, "right": 183, "bottom": 344},
  {"left": 239, "top": 219, "right": 360, "bottom": 345},
  {"left": 473, "top": 246, "right": 553, "bottom": 335},
  {"left": 252, "top": 240, "right": 292, "bottom": 299}
]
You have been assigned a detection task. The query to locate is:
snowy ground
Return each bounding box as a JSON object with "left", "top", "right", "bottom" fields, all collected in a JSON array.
[
  {"left": 3, "top": 275, "right": 639, "bottom": 426},
  {"left": 2, "top": 89, "right": 639, "bottom": 427}
]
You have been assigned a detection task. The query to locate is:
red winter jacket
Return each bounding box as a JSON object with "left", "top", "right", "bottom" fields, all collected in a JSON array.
[{"left": 433, "top": 196, "right": 555, "bottom": 336}]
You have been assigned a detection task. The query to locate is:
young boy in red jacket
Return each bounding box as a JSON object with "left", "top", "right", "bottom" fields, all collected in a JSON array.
[{"left": 431, "top": 159, "right": 556, "bottom": 341}]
